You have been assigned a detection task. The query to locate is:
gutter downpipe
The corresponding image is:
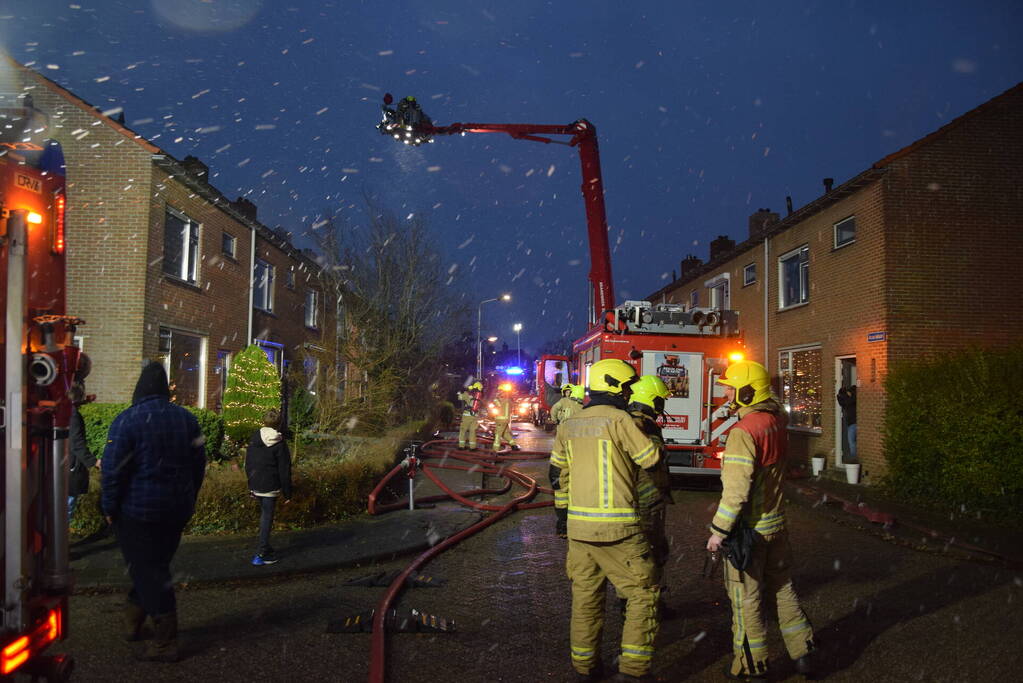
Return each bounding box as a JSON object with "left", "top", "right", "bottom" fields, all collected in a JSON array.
[{"left": 247, "top": 225, "right": 255, "bottom": 345}]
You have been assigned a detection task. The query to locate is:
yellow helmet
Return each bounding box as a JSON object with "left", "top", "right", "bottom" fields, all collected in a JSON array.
[
  {"left": 588, "top": 359, "right": 638, "bottom": 394},
  {"left": 630, "top": 375, "right": 670, "bottom": 411},
  {"left": 569, "top": 384, "right": 585, "bottom": 401},
  {"left": 560, "top": 382, "right": 573, "bottom": 395},
  {"left": 469, "top": 381, "right": 483, "bottom": 391},
  {"left": 717, "top": 360, "right": 772, "bottom": 406}
]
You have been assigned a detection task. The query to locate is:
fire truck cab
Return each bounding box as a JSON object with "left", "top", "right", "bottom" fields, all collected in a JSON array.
[
  {"left": 574, "top": 300, "right": 745, "bottom": 476},
  {"left": 531, "top": 354, "right": 572, "bottom": 430},
  {"left": 1, "top": 94, "right": 78, "bottom": 681}
]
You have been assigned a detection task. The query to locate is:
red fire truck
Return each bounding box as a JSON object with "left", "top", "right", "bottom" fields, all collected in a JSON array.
[
  {"left": 1, "top": 95, "right": 79, "bottom": 681},
  {"left": 378, "top": 98, "right": 744, "bottom": 474},
  {"left": 531, "top": 354, "right": 572, "bottom": 430}
]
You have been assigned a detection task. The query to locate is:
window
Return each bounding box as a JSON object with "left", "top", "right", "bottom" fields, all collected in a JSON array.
[
  {"left": 222, "top": 231, "right": 237, "bottom": 259},
  {"left": 158, "top": 326, "right": 207, "bottom": 407},
  {"left": 163, "top": 209, "right": 199, "bottom": 284},
  {"left": 834, "top": 215, "right": 856, "bottom": 248},
  {"left": 305, "top": 289, "right": 320, "bottom": 329},
  {"left": 253, "top": 259, "right": 274, "bottom": 312},
  {"left": 779, "top": 245, "right": 809, "bottom": 308},
  {"left": 255, "top": 339, "right": 284, "bottom": 374},
  {"left": 779, "top": 346, "right": 822, "bottom": 432},
  {"left": 286, "top": 268, "right": 296, "bottom": 289},
  {"left": 213, "top": 349, "right": 231, "bottom": 411},
  {"left": 705, "top": 273, "right": 730, "bottom": 309},
  {"left": 743, "top": 263, "right": 757, "bottom": 286},
  {"left": 689, "top": 290, "right": 698, "bottom": 309}
]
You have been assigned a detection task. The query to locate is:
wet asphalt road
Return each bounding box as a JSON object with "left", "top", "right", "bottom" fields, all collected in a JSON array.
[{"left": 49, "top": 423, "right": 1023, "bottom": 682}]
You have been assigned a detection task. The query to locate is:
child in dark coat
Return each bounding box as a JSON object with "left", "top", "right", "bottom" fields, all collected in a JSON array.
[{"left": 245, "top": 410, "right": 292, "bottom": 565}]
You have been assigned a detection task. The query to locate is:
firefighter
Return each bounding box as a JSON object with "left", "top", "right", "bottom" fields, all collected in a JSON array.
[
  {"left": 706, "top": 360, "right": 817, "bottom": 682},
  {"left": 551, "top": 359, "right": 666, "bottom": 682},
  {"left": 551, "top": 383, "right": 584, "bottom": 425},
  {"left": 492, "top": 383, "right": 519, "bottom": 452},
  {"left": 627, "top": 375, "right": 675, "bottom": 617},
  {"left": 457, "top": 381, "right": 483, "bottom": 450}
]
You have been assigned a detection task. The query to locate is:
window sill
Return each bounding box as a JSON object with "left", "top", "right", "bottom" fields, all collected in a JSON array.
[
  {"left": 831, "top": 240, "right": 855, "bottom": 252},
  {"left": 163, "top": 276, "right": 201, "bottom": 293},
  {"left": 742, "top": 280, "right": 757, "bottom": 288},
  {"left": 253, "top": 308, "right": 277, "bottom": 318},
  {"left": 787, "top": 426, "right": 822, "bottom": 436},
  {"left": 304, "top": 325, "right": 320, "bottom": 333},
  {"left": 778, "top": 301, "right": 809, "bottom": 313},
  {"left": 221, "top": 253, "right": 239, "bottom": 264}
]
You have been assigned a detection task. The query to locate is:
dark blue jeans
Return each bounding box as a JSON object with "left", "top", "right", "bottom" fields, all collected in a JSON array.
[
  {"left": 257, "top": 496, "right": 278, "bottom": 556},
  {"left": 114, "top": 514, "right": 185, "bottom": 616}
]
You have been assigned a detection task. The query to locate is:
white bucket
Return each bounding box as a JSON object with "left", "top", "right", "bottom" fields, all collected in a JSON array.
[
  {"left": 845, "top": 463, "right": 861, "bottom": 484},
  {"left": 811, "top": 456, "right": 825, "bottom": 477}
]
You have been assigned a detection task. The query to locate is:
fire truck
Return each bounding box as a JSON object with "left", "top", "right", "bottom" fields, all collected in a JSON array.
[
  {"left": 0, "top": 95, "right": 79, "bottom": 681},
  {"left": 531, "top": 354, "right": 571, "bottom": 430},
  {"left": 378, "top": 97, "right": 744, "bottom": 474}
]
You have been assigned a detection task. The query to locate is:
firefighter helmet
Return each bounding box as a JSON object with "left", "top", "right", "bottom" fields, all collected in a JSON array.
[
  {"left": 717, "top": 360, "right": 772, "bottom": 407},
  {"left": 588, "top": 359, "right": 638, "bottom": 395},
  {"left": 569, "top": 384, "right": 585, "bottom": 401},
  {"left": 469, "top": 381, "right": 483, "bottom": 391},
  {"left": 561, "top": 382, "right": 573, "bottom": 396},
  {"left": 631, "top": 375, "right": 670, "bottom": 412}
]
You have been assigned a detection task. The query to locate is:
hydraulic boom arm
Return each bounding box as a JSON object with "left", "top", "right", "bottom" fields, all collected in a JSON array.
[{"left": 378, "top": 100, "right": 614, "bottom": 325}]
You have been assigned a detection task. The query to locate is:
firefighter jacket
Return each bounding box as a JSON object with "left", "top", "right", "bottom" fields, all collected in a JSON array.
[
  {"left": 550, "top": 404, "right": 659, "bottom": 543},
  {"left": 458, "top": 390, "right": 480, "bottom": 416},
  {"left": 494, "top": 395, "right": 513, "bottom": 422},
  {"left": 710, "top": 398, "right": 789, "bottom": 538},
  {"left": 629, "top": 409, "right": 675, "bottom": 510},
  {"left": 551, "top": 396, "right": 583, "bottom": 424}
]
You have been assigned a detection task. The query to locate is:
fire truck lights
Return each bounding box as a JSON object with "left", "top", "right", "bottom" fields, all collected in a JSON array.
[
  {"left": 26, "top": 211, "right": 43, "bottom": 224},
  {"left": 0, "top": 606, "right": 64, "bottom": 675},
  {"left": 728, "top": 352, "right": 745, "bottom": 362},
  {"left": 53, "top": 193, "right": 66, "bottom": 254}
]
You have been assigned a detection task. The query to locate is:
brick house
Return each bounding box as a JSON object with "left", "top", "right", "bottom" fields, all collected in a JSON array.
[
  {"left": 6, "top": 58, "right": 332, "bottom": 408},
  {"left": 647, "top": 82, "right": 1023, "bottom": 483}
]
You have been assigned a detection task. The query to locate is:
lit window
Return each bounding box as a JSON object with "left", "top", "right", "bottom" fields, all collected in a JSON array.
[
  {"left": 157, "top": 326, "right": 207, "bottom": 408},
  {"left": 778, "top": 245, "right": 809, "bottom": 309},
  {"left": 222, "top": 232, "right": 237, "bottom": 259},
  {"left": 255, "top": 339, "right": 284, "bottom": 374},
  {"left": 834, "top": 215, "right": 856, "bottom": 248},
  {"left": 305, "top": 290, "right": 320, "bottom": 329},
  {"left": 779, "top": 346, "right": 822, "bottom": 432},
  {"left": 743, "top": 263, "right": 756, "bottom": 286},
  {"left": 163, "top": 209, "right": 199, "bottom": 284},
  {"left": 254, "top": 259, "right": 275, "bottom": 312},
  {"left": 705, "top": 274, "right": 729, "bottom": 309}
]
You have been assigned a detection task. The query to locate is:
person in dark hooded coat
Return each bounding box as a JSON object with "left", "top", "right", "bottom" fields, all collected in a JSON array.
[
  {"left": 101, "top": 362, "right": 206, "bottom": 662},
  {"left": 245, "top": 409, "right": 292, "bottom": 565}
]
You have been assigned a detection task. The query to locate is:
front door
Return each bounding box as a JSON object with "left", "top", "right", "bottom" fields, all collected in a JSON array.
[{"left": 835, "top": 356, "right": 857, "bottom": 465}]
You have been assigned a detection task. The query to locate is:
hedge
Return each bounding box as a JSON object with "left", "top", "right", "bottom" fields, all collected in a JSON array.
[
  {"left": 882, "top": 345, "right": 1023, "bottom": 517},
  {"left": 78, "top": 402, "right": 224, "bottom": 462},
  {"left": 70, "top": 420, "right": 425, "bottom": 536}
]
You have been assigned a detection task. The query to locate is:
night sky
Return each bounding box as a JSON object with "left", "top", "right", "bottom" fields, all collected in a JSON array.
[{"left": 3, "top": 1, "right": 1021, "bottom": 352}]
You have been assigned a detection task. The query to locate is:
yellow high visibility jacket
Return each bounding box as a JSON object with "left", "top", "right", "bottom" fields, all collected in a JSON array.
[
  {"left": 629, "top": 410, "right": 675, "bottom": 511},
  {"left": 551, "top": 397, "right": 583, "bottom": 424},
  {"left": 710, "top": 399, "right": 789, "bottom": 538},
  {"left": 551, "top": 404, "right": 659, "bottom": 543},
  {"left": 494, "top": 395, "right": 512, "bottom": 422}
]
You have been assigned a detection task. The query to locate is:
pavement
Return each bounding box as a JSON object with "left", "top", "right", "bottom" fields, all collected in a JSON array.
[{"left": 69, "top": 425, "right": 1023, "bottom": 593}]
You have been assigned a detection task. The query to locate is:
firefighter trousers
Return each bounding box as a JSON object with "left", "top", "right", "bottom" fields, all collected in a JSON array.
[
  {"left": 492, "top": 419, "right": 516, "bottom": 451},
  {"left": 567, "top": 533, "right": 659, "bottom": 677},
  {"left": 458, "top": 414, "right": 478, "bottom": 449},
  {"left": 723, "top": 527, "right": 814, "bottom": 678}
]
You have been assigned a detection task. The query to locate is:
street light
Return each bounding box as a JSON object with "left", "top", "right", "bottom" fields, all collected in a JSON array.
[
  {"left": 477, "top": 293, "right": 511, "bottom": 381},
  {"left": 478, "top": 335, "right": 498, "bottom": 381},
  {"left": 513, "top": 323, "right": 523, "bottom": 367}
]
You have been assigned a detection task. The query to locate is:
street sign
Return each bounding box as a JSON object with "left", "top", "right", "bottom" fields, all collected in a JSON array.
[{"left": 867, "top": 331, "right": 887, "bottom": 343}]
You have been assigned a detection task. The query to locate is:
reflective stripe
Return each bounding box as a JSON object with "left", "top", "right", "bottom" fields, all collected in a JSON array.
[
  {"left": 781, "top": 619, "right": 810, "bottom": 635},
  {"left": 551, "top": 450, "right": 567, "bottom": 468},
  {"left": 571, "top": 646, "right": 595, "bottom": 661},
  {"left": 723, "top": 454, "right": 755, "bottom": 466},
  {"left": 600, "top": 440, "right": 611, "bottom": 508},
  {"left": 716, "top": 504, "right": 738, "bottom": 520},
  {"left": 621, "top": 645, "right": 654, "bottom": 659},
  {"left": 568, "top": 509, "right": 640, "bottom": 521},
  {"left": 632, "top": 442, "right": 656, "bottom": 468}
]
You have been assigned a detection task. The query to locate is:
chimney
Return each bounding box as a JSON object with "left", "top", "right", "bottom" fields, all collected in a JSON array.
[
  {"left": 786, "top": 195, "right": 793, "bottom": 215},
  {"left": 232, "top": 196, "right": 258, "bottom": 221},
  {"left": 679, "top": 254, "right": 703, "bottom": 280},
  {"left": 709, "top": 235, "right": 735, "bottom": 262},
  {"left": 823, "top": 177, "right": 834, "bottom": 194},
  {"left": 748, "top": 208, "right": 780, "bottom": 239},
  {"left": 115, "top": 111, "right": 125, "bottom": 125},
  {"left": 181, "top": 155, "right": 209, "bottom": 182}
]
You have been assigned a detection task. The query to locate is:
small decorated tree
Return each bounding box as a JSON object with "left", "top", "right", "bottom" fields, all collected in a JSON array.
[{"left": 222, "top": 344, "right": 282, "bottom": 443}]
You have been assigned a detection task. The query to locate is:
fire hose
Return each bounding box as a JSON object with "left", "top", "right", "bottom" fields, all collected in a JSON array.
[{"left": 366, "top": 438, "right": 553, "bottom": 683}]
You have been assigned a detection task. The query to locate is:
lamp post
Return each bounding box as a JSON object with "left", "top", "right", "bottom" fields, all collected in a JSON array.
[
  {"left": 513, "top": 323, "right": 522, "bottom": 367},
  {"left": 476, "top": 293, "right": 511, "bottom": 381},
  {"left": 478, "top": 336, "right": 498, "bottom": 381}
]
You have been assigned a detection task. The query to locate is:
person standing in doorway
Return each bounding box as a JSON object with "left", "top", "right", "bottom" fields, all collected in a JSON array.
[{"left": 837, "top": 384, "right": 857, "bottom": 460}]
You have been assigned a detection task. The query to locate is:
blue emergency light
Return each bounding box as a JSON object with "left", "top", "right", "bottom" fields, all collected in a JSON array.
[{"left": 505, "top": 366, "right": 524, "bottom": 375}]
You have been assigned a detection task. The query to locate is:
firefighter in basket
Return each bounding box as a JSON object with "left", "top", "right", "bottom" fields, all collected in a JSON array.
[
  {"left": 627, "top": 375, "right": 676, "bottom": 619},
  {"left": 550, "top": 359, "right": 669, "bottom": 682},
  {"left": 457, "top": 381, "right": 483, "bottom": 451},
  {"left": 551, "top": 383, "right": 584, "bottom": 425},
  {"left": 706, "top": 360, "right": 818, "bottom": 682},
  {"left": 491, "top": 383, "right": 520, "bottom": 452}
]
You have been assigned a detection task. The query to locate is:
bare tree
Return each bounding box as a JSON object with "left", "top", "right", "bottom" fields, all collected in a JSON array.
[{"left": 311, "top": 199, "right": 469, "bottom": 433}]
